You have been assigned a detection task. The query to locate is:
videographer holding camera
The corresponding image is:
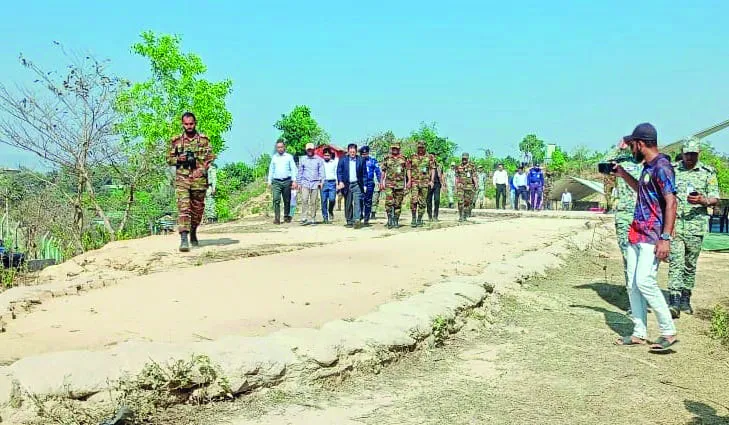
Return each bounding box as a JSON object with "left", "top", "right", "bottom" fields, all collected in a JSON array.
[
  {"left": 167, "top": 112, "right": 216, "bottom": 252},
  {"left": 612, "top": 123, "right": 678, "bottom": 352}
]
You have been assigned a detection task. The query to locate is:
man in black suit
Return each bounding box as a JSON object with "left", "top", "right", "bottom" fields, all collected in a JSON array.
[{"left": 337, "top": 143, "right": 367, "bottom": 228}]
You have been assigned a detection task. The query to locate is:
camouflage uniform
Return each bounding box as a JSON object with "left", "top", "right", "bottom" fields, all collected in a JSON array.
[
  {"left": 455, "top": 155, "right": 477, "bottom": 220},
  {"left": 668, "top": 140, "right": 719, "bottom": 313},
  {"left": 408, "top": 152, "right": 433, "bottom": 225},
  {"left": 167, "top": 132, "right": 215, "bottom": 234},
  {"left": 612, "top": 157, "right": 641, "bottom": 287},
  {"left": 382, "top": 151, "right": 407, "bottom": 226}
]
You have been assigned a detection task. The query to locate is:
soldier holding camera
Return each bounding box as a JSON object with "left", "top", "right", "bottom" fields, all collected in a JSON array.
[
  {"left": 667, "top": 138, "right": 719, "bottom": 318},
  {"left": 167, "top": 112, "right": 216, "bottom": 252},
  {"left": 602, "top": 138, "right": 642, "bottom": 295}
]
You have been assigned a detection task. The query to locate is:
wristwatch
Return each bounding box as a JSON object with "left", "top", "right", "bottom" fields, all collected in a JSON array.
[{"left": 660, "top": 233, "right": 673, "bottom": 241}]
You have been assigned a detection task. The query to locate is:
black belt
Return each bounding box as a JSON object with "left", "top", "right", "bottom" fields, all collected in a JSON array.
[
  {"left": 325, "top": 179, "right": 336, "bottom": 182},
  {"left": 273, "top": 177, "right": 291, "bottom": 181}
]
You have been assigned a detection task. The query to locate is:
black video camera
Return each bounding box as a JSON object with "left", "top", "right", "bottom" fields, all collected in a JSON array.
[
  {"left": 598, "top": 155, "right": 632, "bottom": 175},
  {"left": 177, "top": 150, "right": 197, "bottom": 169}
]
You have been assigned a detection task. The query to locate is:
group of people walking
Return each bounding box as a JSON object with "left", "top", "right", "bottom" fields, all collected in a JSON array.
[{"left": 265, "top": 139, "right": 499, "bottom": 228}]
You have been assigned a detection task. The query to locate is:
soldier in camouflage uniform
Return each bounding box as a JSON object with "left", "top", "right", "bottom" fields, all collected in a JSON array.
[
  {"left": 407, "top": 140, "right": 434, "bottom": 227},
  {"left": 381, "top": 141, "right": 408, "bottom": 228},
  {"left": 455, "top": 153, "right": 478, "bottom": 221},
  {"left": 167, "top": 112, "right": 216, "bottom": 252},
  {"left": 608, "top": 138, "right": 642, "bottom": 290},
  {"left": 668, "top": 138, "right": 720, "bottom": 318}
]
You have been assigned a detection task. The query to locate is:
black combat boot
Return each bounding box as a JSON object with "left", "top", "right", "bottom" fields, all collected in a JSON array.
[
  {"left": 395, "top": 213, "right": 401, "bottom": 228},
  {"left": 386, "top": 213, "right": 392, "bottom": 229},
  {"left": 411, "top": 211, "right": 417, "bottom": 228},
  {"left": 668, "top": 292, "right": 681, "bottom": 319},
  {"left": 417, "top": 213, "right": 424, "bottom": 227},
  {"left": 458, "top": 208, "right": 464, "bottom": 222},
  {"left": 190, "top": 226, "right": 199, "bottom": 247},
  {"left": 179, "top": 231, "right": 190, "bottom": 252},
  {"left": 371, "top": 212, "right": 376, "bottom": 220},
  {"left": 680, "top": 289, "right": 694, "bottom": 315}
]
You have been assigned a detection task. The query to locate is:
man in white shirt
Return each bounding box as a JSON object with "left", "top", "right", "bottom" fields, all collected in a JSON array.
[
  {"left": 561, "top": 189, "right": 572, "bottom": 210},
  {"left": 512, "top": 166, "right": 528, "bottom": 210},
  {"left": 320, "top": 148, "right": 339, "bottom": 223},
  {"left": 267, "top": 139, "right": 298, "bottom": 224},
  {"left": 492, "top": 163, "right": 509, "bottom": 210}
]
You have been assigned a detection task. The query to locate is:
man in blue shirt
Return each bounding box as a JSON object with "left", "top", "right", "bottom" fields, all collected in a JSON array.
[
  {"left": 359, "top": 146, "right": 381, "bottom": 226},
  {"left": 527, "top": 163, "right": 545, "bottom": 211},
  {"left": 267, "top": 139, "right": 298, "bottom": 224}
]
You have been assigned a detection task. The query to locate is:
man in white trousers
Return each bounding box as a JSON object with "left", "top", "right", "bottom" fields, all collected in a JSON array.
[{"left": 613, "top": 122, "right": 678, "bottom": 352}]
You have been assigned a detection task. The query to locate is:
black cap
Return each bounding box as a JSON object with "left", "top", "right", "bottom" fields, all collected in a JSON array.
[
  {"left": 624, "top": 122, "right": 657, "bottom": 142},
  {"left": 359, "top": 146, "right": 370, "bottom": 154}
]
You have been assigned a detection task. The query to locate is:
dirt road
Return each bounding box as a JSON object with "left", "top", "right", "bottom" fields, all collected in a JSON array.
[
  {"left": 160, "top": 243, "right": 729, "bottom": 425},
  {"left": 0, "top": 215, "right": 587, "bottom": 363}
]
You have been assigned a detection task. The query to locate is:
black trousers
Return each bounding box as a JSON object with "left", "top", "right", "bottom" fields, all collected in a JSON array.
[
  {"left": 427, "top": 184, "right": 441, "bottom": 219},
  {"left": 272, "top": 178, "right": 292, "bottom": 218},
  {"left": 515, "top": 186, "right": 528, "bottom": 210},
  {"left": 495, "top": 184, "right": 507, "bottom": 209}
]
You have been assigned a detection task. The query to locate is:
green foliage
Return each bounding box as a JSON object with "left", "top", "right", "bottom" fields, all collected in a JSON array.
[
  {"left": 502, "top": 156, "right": 520, "bottom": 174},
  {"left": 550, "top": 147, "right": 567, "bottom": 175},
  {"left": 710, "top": 303, "right": 729, "bottom": 345},
  {"left": 431, "top": 315, "right": 455, "bottom": 347},
  {"left": 117, "top": 31, "right": 233, "bottom": 155},
  {"left": 274, "top": 105, "right": 329, "bottom": 156},
  {"left": 409, "top": 122, "right": 458, "bottom": 165},
  {"left": 519, "top": 134, "right": 546, "bottom": 164},
  {"left": 361, "top": 130, "right": 398, "bottom": 160},
  {"left": 700, "top": 147, "right": 729, "bottom": 197},
  {"left": 213, "top": 154, "right": 271, "bottom": 222}
]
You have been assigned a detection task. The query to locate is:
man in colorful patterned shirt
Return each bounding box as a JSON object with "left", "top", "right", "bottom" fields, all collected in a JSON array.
[{"left": 614, "top": 122, "right": 678, "bottom": 352}]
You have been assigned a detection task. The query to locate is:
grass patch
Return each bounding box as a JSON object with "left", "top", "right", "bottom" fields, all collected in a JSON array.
[
  {"left": 432, "top": 315, "right": 455, "bottom": 347},
  {"left": 25, "top": 354, "right": 231, "bottom": 425},
  {"left": 709, "top": 302, "right": 729, "bottom": 346}
]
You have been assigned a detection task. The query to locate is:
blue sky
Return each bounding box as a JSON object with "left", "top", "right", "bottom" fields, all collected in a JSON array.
[{"left": 2, "top": 0, "right": 729, "bottom": 167}]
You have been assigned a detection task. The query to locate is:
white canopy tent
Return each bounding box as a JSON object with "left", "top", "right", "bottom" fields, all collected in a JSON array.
[{"left": 549, "top": 176, "right": 605, "bottom": 201}]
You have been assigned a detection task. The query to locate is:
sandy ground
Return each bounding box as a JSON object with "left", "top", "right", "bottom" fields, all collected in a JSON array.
[
  {"left": 155, "top": 243, "right": 729, "bottom": 425},
  {"left": 0, "top": 215, "right": 587, "bottom": 363}
]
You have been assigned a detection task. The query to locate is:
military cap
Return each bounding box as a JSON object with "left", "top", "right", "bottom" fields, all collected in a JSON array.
[
  {"left": 417, "top": 140, "right": 425, "bottom": 147},
  {"left": 390, "top": 141, "right": 401, "bottom": 148},
  {"left": 359, "top": 145, "right": 370, "bottom": 154},
  {"left": 682, "top": 137, "right": 701, "bottom": 153},
  {"left": 462, "top": 152, "right": 469, "bottom": 158}
]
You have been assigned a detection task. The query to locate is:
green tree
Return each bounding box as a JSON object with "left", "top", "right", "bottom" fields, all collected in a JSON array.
[
  {"left": 361, "top": 130, "right": 397, "bottom": 160},
  {"left": 700, "top": 146, "right": 729, "bottom": 196},
  {"left": 409, "top": 122, "right": 457, "bottom": 165},
  {"left": 550, "top": 147, "right": 567, "bottom": 175},
  {"left": 117, "top": 31, "right": 233, "bottom": 155},
  {"left": 519, "top": 134, "right": 546, "bottom": 164},
  {"left": 274, "top": 105, "right": 329, "bottom": 156}
]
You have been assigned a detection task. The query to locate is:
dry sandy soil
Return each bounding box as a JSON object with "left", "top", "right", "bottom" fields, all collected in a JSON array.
[
  {"left": 0, "top": 214, "right": 588, "bottom": 363},
  {"left": 153, "top": 241, "right": 729, "bottom": 425}
]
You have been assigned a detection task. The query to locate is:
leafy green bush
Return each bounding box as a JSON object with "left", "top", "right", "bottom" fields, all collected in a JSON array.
[{"left": 710, "top": 303, "right": 729, "bottom": 345}]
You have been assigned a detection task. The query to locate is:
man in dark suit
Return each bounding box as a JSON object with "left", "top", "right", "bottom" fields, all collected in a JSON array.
[{"left": 337, "top": 143, "right": 367, "bottom": 228}]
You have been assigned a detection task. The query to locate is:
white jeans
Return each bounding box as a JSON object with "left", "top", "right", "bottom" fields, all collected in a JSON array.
[{"left": 626, "top": 243, "right": 677, "bottom": 339}]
